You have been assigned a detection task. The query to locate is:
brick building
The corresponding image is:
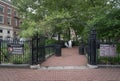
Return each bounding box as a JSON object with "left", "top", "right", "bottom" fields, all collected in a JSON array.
[{"left": 0, "top": 0, "right": 20, "bottom": 40}]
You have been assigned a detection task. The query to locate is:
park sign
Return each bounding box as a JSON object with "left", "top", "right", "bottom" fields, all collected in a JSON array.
[
  {"left": 100, "top": 44, "right": 116, "bottom": 57},
  {"left": 7, "top": 43, "right": 24, "bottom": 54}
]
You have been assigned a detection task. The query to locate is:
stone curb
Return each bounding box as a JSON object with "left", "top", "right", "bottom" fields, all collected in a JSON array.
[
  {"left": 39, "top": 66, "right": 89, "bottom": 70},
  {"left": 30, "top": 64, "right": 99, "bottom": 70},
  {"left": 87, "top": 64, "right": 98, "bottom": 69}
]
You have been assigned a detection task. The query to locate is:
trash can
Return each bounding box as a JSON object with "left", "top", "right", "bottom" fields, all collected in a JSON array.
[
  {"left": 55, "top": 44, "right": 61, "bottom": 56},
  {"left": 79, "top": 44, "right": 84, "bottom": 55}
]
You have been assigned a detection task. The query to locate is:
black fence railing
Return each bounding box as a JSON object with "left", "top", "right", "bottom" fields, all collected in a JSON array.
[
  {"left": 87, "top": 28, "right": 119, "bottom": 66},
  {"left": 97, "top": 39, "right": 120, "bottom": 65},
  {"left": 31, "top": 35, "right": 56, "bottom": 65},
  {"left": 87, "top": 28, "right": 120, "bottom": 65},
  {"left": 0, "top": 39, "right": 55, "bottom": 65},
  {"left": 45, "top": 45, "right": 55, "bottom": 58},
  {"left": 0, "top": 40, "right": 31, "bottom": 64}
]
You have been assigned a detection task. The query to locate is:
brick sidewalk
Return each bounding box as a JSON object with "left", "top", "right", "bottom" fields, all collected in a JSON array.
[
  {"left": 41, "top": 47, "right": 88, "bottom": 67},
  {"left": 0, "top": 68, "right": 120, "bottom": 81},
  {"left": 1, "top": 47, "right": 120, "bottom": 81}
]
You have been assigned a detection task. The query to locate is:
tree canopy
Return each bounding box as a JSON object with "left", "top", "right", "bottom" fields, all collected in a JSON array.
[{"left": 12, "top": 0, "right": 120, "bottom": 41}]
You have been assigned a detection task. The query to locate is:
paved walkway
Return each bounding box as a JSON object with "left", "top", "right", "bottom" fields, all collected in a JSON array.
[
  {"left": 1, "top": 47, "right": 120, "bottom": 81},
  {"left": 0, "top": 68, "right": 120, "bottom": 81},
  {"left": 41, "top": 47, "right": 88, "bottom": 67}
]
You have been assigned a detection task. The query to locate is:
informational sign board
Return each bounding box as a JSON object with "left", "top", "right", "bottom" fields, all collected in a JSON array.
[
  {"left": 100, "top": 44, "right": 116, "bottom": 57},
  {"left": 8, "top": 43, "right": 24, "bottom": 54}
]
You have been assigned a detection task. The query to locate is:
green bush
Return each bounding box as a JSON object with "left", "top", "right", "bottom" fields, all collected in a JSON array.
[
  {"left": 72, "top": 41, "right": 79, "bottom": 46},
  {"left": 97, "top": 56, "right": 120, "bottom": 64},
  {"left": 116, "top": 43, "right": 120, "bottom": 53},
  {"left": 97, "top": 43, "right": 120, "bottom": 64},
  {"left": 45, "top": 39, "right": 57, "bottom": 45},
  {"left": 12, "top": 58, "right": 23, "bottom": 64}
]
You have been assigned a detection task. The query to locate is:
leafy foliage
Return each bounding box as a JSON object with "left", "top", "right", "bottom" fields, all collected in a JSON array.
[{"left": 12, "top": 0, "right": 120, "bottom": 41}]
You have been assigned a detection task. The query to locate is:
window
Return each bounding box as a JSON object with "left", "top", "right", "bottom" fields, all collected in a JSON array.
[
  {"left": 14, "top": 19, "right": 18, "bottom": 26},
  {"left": 7, "top": 8, "right": 11, "bottom": 14},
  {"left": 7, "top": 30, "right": 10, "bottom": 34},
  {"left": 0, "top": 5, "right": 4, "bottom": 13},
  {"left": 7, "top": 17, "right": 11, "bottom": 25},
  {"left": 0, "top": 29, "right": 2, "bottom": 33},
  {"left": 14, "top": 11, "right": 18, "bottom": 16},
  {"left": 6, "top": 36, "right": 10, "bottom": 40},
  {"left": 0, "top": 15, "right": 4, "bottom": 23}
]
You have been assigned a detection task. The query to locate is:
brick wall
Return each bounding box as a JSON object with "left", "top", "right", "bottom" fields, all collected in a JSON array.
[{"left": 0, "top": 1, "right": 20, "bottom": 39}]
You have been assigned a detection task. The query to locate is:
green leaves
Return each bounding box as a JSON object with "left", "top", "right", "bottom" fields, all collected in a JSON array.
[
  {"left": 93, "top": 8, "right": 120, "bottom": 39},
  {"left": 12, "top": 0, "right": 120, "bottom": 41}
]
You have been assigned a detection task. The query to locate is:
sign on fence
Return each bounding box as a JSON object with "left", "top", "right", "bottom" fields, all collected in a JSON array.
[
  {"left": 8, "top": 43, "right": 24, "bottom": 54},
  {"left": 100, "top": 44, "right": 116, "bottom": 57}
]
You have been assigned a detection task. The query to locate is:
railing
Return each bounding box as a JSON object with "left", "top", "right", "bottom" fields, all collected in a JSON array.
[
  {"left": 0, "top": 40, "right": 31, "bottom": 64},
  {"left": 0, "top": 38, "right": 56, "bottom": 65},
  {"left": 97, "top": 39, "right": 120, "bottom": 65},
  {"left": 45, "top": 45, "right": 55, "bottom": 58}
]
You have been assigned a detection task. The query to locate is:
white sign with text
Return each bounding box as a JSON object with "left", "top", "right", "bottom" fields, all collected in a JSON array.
[{"left": 100, "top": 44, "right": 116, "bottom": 57}]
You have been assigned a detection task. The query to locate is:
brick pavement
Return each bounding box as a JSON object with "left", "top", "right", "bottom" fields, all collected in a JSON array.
[
  {"left": 41, "top": 47, "right": 88, "bottom": 67},
  {"left": 0, "top": 47, "right": 120, "bottom": 81},
  {"left": 0, "top": 68, "right": 120, "bottom": 81}
]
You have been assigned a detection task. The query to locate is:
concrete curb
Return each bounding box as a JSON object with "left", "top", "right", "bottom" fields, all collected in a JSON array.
[
  {"left": 30, "top": 65, "right": 91, "bottom": 70},
  {"left": 87, "top": 64, "right": 98, "bottom": 69},
  {"left": 30, "top": 64, "right": 40, "bottom": 69},
  {"left": 39, "top": 66, "right": 89, "bottom": 70}
]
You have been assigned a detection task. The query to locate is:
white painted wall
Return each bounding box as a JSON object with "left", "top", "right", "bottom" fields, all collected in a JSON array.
[{"left": 0, "top": 25, "right": 13, "bottom": 40}]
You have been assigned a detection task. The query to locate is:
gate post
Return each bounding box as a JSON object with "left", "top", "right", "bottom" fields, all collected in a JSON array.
[
  {"left": 89, "top": 28, "right": 97, "bottom": 65},
  {"left": 31, "top": 38, "right": 35, "bottom": 65},
  {"left": 31, "top": 36, "right": 38, "bottom": 65},
  {"left": 31, "top": 35, "right": 46, "bottom": 65}
]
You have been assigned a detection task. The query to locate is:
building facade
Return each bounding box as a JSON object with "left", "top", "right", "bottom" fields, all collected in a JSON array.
[{"left": 0, "top": 0, "right": 20, "bottom": 40}]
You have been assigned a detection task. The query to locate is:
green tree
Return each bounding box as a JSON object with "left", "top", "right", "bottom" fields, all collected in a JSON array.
[
  {"left": 88, "top": 0, "right": 120, "bottom": 40},
  {"left": 12, "top": 0, "right": 120, "bottom": 42}
]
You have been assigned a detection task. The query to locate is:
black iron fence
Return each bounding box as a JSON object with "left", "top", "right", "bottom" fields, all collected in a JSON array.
[
  {"left": 97, "top": 39, "right": 120, "bottom": 65},
  {"left": 31, "top": 35, "right": 55, "bottom": 65},
  {"left": 0, "top": 40, "right": 31, "bottom": 64},
  {"left": 45, "top": 45, "right": 55, "bottom": 58},
  {"left": 87, "top": 28, "right": 120, "bottom": 65},
  {"left": 0, "top": 38, "right": 55, "bottom": 65}
]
